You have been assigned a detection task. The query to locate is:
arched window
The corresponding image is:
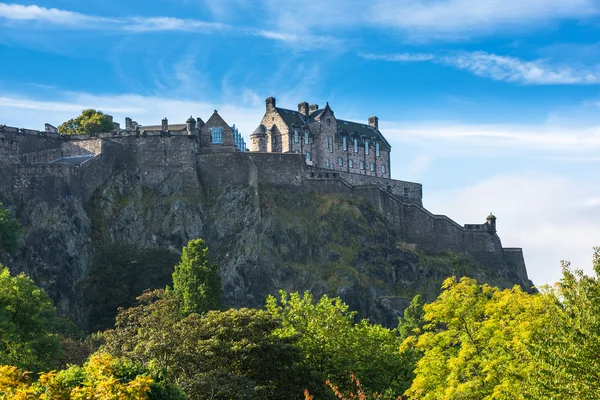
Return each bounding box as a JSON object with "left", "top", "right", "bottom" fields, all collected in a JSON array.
[
  {"left": 349, "top": 159, "right": 354, "bottom": 168},
  {"left": 365, "top": 141, "right": 369, "bottom": 155},
  {"left": 338, "top": 157, "right": 343, "bottom": 166},
  {"left": 370, "top": 163, "right": 375, "bottom": 172},
  {"left": 375, "top": 142, "right": 380, "bottom": 157},
  {"left": 294, "top": 129, "right": 299, "bottom": 143},
  {"left": 381, "top": 164, "right": 386, "bottom": 174},
  {"left": 353, "top": 138, "right": 358, "bottom": 153},
  {"left": 343, "top": 136, "right": 347, "bottom": 151},
  {"left": 360, "top": 161, "right": 364, "bottom": 170}
]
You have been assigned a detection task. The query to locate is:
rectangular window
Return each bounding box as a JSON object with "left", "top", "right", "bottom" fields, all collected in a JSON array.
[
  {"left": 349, "top": 159, "right": 353, "bottom": 168},
  {"left": 304, "top": 133, "right": 309, "bottom": 144},
  {"left": 365, "top": 141, "right": 369, "bottom": 155},
  {"left": 360, "top": 161, "right": 364, "bottom": 170},
  {"left": 376, "top": 142, "right": 380, "bottom": 157},
  {"left": 330, "top": 136, "right": 333, "bottom": 153},
  {"left": 354, "top": 138, "right": 358, "bottom": 153},
  {"left": 381, "top": 164, "right": 386, "bottom": 174},
  {"left": 326, "top": 158, "right": 330, "bottom": 167},
  {"left": 326, "top": 136, "right": 329, "bottom": 149},
  {"left": 306, "top": 152, "right": 311, "bottom": 161},
  {"left": 211, "top": 127, "right": 223, "bottom": 144},
  {"left": 338, "top": 157, "right": 343, "bottom": 166},
  {"left": 370, "top": 163, "right": 375, "bottom": 172},
  {"left": 343, "top": 137, "right": 347, "bottom": 151},
  {"left": 294, "top": 130, "right": 299, "bottom": 143}
]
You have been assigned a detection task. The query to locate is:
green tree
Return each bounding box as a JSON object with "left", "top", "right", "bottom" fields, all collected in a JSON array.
[
  {"left": 172, "top": 239, "right": 221, "bottom": 316},
  {"left": 58, "top": 109, "right": 114, "bottom": 136},
  {"left": 0, "top": 265, "right": 63, "bottom": 372},
  {"left": 104, "top": 290, "right": 305, "bottom": 400},
  {"left": 532, "top": 247, "right": 600, "bottom": 399},
  {"left": 404, "top": 277, "right": 552, "bottom": 400},
  {"left": 398, "top": 294, "right": 425, "bottom": 340},
  {"left": 0, "top": 203, "right": 19, "bottom": 253},
  {"left": 266, "top": 291, "right": 409, "bottom": 398}
]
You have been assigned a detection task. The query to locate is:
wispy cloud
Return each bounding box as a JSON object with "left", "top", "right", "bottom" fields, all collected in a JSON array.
[
  {"left": 359, "top": 52, "right": 435, "bottom": 62},
  {"left": 361, "top": 51, "right": 600, "bottom": 85},
  {"left": 0, "top": 2, "right": 328, "bottom": 46}
]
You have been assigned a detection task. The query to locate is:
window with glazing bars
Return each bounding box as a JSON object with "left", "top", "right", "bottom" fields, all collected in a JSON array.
[{"left": 211, "top": 127, "right": 223, "bottom": 144}]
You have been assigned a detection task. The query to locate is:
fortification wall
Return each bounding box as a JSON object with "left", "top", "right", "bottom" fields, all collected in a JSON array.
[{"left": 503, "top": 248, "right": 530, "bottom": 284}]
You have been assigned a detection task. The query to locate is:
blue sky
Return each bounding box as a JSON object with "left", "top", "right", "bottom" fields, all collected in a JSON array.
[{"left": 1, "top": 0, "right": 600, "bottom": 286}]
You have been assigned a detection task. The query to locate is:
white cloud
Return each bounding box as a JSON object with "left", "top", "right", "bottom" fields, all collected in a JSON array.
[
  {"left": 362, "top": 51, "right": 600, "bottom": 85},
  {"left": 0, "top": 3, "right": 113, "bottom": 25},
  {"left": 360, "top": 52, "right": 435, "bottom": 62},
  {"left": 426, "top": 174, "right": 600, "bottom": 286},
  {"left": 444, "top": 52, "right": 600, "bottom": 84}
]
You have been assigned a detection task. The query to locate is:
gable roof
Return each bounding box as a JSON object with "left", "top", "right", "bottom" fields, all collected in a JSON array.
[
  {"left": 336, "top": 119, "right": 391, "bottom": 149},
  {"left": 275, "top": 107, "right": 308, "bottom": 129}
]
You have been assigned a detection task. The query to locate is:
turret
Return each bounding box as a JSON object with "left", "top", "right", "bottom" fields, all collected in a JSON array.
[
  {"left": 186, "top": 116, "right": 196, "bottom": 135},
  {"left": 250, "top": 124, "right": 267, "bottom": 152},
  {"left": 162, "top": 118, "right": 168, "bottom": 132},
  {"left": 486, "top": 212, "right": 497, "bottom": 233}
]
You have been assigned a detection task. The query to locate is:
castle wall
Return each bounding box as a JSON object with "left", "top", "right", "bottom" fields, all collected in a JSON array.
[{"left": 503, "top": 248, "right": 530, "bottom": 284}]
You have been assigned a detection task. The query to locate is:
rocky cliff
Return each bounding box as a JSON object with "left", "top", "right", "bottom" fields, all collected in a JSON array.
[{"left": 0, "top": 156, "right": 533, "bottom": 331}]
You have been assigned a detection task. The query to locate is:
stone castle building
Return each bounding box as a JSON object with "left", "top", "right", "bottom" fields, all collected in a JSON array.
[
  {"left": 251, "top": 97, "right": 390, "bottom": 178},
  {"left": 0, "top": 97, "right": 530, "bottom": 288}
]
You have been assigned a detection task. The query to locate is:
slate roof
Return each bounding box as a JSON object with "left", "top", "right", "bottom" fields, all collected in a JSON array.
[
  {"left": 140, "top": 124, "right": 187, "bottom": 132},
  {"left": 275, "top": 106, "right": 391, "bottom": 149}
]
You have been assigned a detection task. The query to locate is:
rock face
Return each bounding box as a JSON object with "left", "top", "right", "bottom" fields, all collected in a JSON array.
[{"left": 0, "top": 147, "right": 533, "bottom": 331}]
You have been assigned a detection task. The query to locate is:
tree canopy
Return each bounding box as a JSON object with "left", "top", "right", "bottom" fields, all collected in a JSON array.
[
  {"left": 172, "top": 238, "right": 221, "bottom": 316},
  {"left": 0, "top": 265, "right": 64, "bottom": 372},
  {"left": 0, "top": 203, "right": 19, "bottom": 253},
  {"left": 58, "top": 109, "right": 114, "bottom": 136}
]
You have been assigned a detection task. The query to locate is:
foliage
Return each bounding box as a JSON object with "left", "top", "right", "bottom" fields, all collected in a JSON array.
[
  {"left": 0, "top": 202, "right": 19, "bottom": 253},
  {"left": 0, "top": 353, "right": 169, "bottom": 399},
  {"left": 0, "top": 265, "right": 63, "bottom": 372},
  {"left": 104, "top": 290, "right": 305, "bottom": 399},
  {"left": 172, "top": 239, "right": 221, "bottom": 316},
  {"left": 532, "top": 247, "right": 600, "bottom": 399},
  {"left": 81, "top": 244, "right": 180, "bottom": 332},
  {"left": 398, "top": 294, "right": 425, "bottom": 340},
  {"left": 266, "top": 291, "right": 409, "bottom": 398},
  {"left": 305, "top": 374, "right": 403, "bottom": 400},
  {"left": 58, "top": 109, "right": 114, "bottom": 136},
  {"left": 404, "top": 277, "right": 552, "bottom": 400}
]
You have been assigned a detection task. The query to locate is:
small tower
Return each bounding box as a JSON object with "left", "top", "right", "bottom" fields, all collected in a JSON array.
[
  {"left": 161, "top": 118, "right": 168, "bottom": 132},
  {"left": 250, "top": 124, "right": 267, "bottom": 152},
  {"left": 486, "top": 212, "right": 497, "bottom": 233},
  {"left": 186, "top": 116, "right": 196, "bottom": 135}
]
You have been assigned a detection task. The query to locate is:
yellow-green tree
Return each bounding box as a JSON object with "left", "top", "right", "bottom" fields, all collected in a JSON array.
[
  {"left": 58, "top": 109, "right": 114, "bottom": 136},
  {"left": 0, "top": 353, "right": 154, "bottom": 399},
  {"left": 404, "top": 277, "right": 553, "bottom": 400}
]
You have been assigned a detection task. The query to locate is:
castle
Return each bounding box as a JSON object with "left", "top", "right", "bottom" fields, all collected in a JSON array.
[{"left": 0, "top": 96, "right": 530, "bottom": 286}]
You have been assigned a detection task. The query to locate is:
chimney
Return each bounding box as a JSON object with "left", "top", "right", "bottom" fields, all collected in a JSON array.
[
  {"left": 266, "top": 97, "right": 276, "bottom": 111},
  {"left": 368, "top": 116, "right": 379, "bottom": 130},
  {"left": 196, "top": 117, "right": 205, "bottom": 130},
  {"left": 309, "top": 104, "right": 319, "bottom": 113},
  {"left": 113, "top": 122, "right": 120, "bottom": 133},
  {"left": 161, "top": 117, "right": 168, "bottom": 132},
  {"left": 298, "top": 102, "right": 309, "bottom": 116},
  {"left": 125, "top": 117, "right": 132, "bottom": 131}
]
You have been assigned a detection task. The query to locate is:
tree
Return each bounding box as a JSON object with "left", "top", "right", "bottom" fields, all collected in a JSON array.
[
  {"left": 104, "top": 290, "right": 305, "bottom": 400},
  {"left": 0, "top": 353, "right": 180, "bottom": 400},
  {"left": 398, "top": 294, "right": 425, "bottom": 340},
  {"left": 531, "top": 247, "right": 600, "bottom": 399},
  {"left": 0, "top": 203, "right": 19, "bottom": 253},
  {"left": 266, "top": 291, "right": 409, "bottom": 398},
  {"left": 404, "top": 277, "right": 553, "bottom": 400},
  {"left": 0, "top": 265, "right": 63, "bottom": 372},
  {"left": 58, "top": 109, "right": 114, "bottom": 136},
  {"left": 172, "top": 239, "right": 221, "bottom": 316}
]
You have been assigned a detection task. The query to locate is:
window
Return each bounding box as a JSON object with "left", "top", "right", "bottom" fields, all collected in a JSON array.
[
  {"left": 294, "top": 129, "right": 299, "bottom": 143},
  {"left": 343, "top": 136, "right": 347, "bottom": 151},
  {"left": 326, "top": 136, "right": 329, "bottom": 149},
  {"left": 365, "top": 141, "right": 369, "bottom": 155},
  {"left": 304, "top": 133, "right": 309, "bottom": 144},
  {"left": 338, "top": 157, "right": 343, "bottom": 166},
  {"left": 360, "top": 161, "right": 364, "bottom": 170},
  {"left": 353, "top": 138, "right": 358, "bottom": 153},
  {"left": 381, "top": 164, "right": 386, "bottom": 174},
  {"left": 376, "top": 142, "right": 380, "bottom": 157},
  {"left": 211, "top": 127, "right": 223, "bottom": 144},
  {"left": 349, "top": 159, "right": 353, "bottom": 168},
  {"left": 326, "top": 158, "right": 330, "bottom": 167},
  {"left": 370, "top": 163, "right": 375, "bottom": 172},
  {"left": 306, "top": 152, "right": 311, "bottom": 161},
  {"left": 330, "top": 136, "right": 333, "bottom": 153}
]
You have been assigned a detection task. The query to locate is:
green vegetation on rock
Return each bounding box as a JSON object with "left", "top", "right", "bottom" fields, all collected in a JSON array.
[{"left": 0, "top": 203, "right": 19, "bottom": 253}]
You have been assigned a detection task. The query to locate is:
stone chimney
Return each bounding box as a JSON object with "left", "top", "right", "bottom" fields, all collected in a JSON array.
[
  {"left": 368, "top": 116, "right": 379, "bottom": 130},
  {"left": 309, "top": 104, "right": 319, "bottom": 113},
  {"left": 266, "top": 97, "right": 276, "bottom": 111},
  {"left": 161, "top": 118, "right": 168, "bottom": 132},
  {"left": 113, "top": 122, "right": 120, "bottom": 133},
  {"left": 125, "top": 117, "right": 133, "bottom": 131},
  {"left": 298, "top": 102, "right": 309, "bottom": 116},
  {"left": 196, "top": 117, "right": 205, "bottom": 130}
]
